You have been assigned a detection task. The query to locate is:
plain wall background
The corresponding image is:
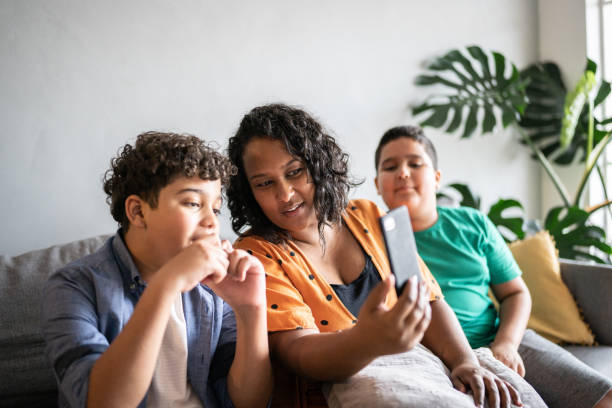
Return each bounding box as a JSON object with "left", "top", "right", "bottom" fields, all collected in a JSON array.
[{"left": 0, "top": 0, "right": 541, "bottom": 256}]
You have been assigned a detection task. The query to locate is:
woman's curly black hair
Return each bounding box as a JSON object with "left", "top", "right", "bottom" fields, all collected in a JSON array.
[
  {"left": 103, "top": 131, "right": 236, "bottom": 230},
  {"left": 227, "top": 103, "right": 361, "bottom": 244}
]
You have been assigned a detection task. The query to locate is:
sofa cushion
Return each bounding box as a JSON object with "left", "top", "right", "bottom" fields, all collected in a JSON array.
[
  {"left": 508, "top": 231, "right": 595, "bottom": 345},
  {"left": 564, "top": 345, "right": 612, "bottom": 378},
  {"left": 0, "top": 235, "right": 110, "bottom": 401}
]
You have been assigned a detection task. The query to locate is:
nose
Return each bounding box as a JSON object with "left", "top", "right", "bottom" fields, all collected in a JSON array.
[
  {"left": 276, "top": 179, "right": 294, "bottom": 203},
  {"left": 398, "top": 163, "right": 410, "bottom": 180},
  {"left": 200, "top": 207, "right": 219, "bottom": 233}
]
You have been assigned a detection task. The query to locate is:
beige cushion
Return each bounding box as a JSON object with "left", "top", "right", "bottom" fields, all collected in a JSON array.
[{"left": 509, "top": 231, "right": 595, "bottom": 345}]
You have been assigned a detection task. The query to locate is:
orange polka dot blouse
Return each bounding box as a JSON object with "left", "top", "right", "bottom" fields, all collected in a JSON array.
[{"left": 234, "top": 199, "right": 443, "bottom": 333}]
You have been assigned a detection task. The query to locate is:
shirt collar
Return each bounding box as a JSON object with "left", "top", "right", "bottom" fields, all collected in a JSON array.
[{"left": 111, "top": 229, "right": 146, "bottom": 293}]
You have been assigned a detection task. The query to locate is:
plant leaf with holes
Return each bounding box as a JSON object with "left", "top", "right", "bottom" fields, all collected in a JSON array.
[
  {"left": 412, "top": 45, "right": 528, "bottom": 138},
  {"left": 544, "top": 206, "right": 612, "bottom": 264},
  {"left": 519, "top": 60, "right": 611, "bottom": 164},
  {"left": 487, "top": 199, "right": 526, "bottom": 243},
  {"left": 436, "top": 183, "right": 481, "bottom": 209}
]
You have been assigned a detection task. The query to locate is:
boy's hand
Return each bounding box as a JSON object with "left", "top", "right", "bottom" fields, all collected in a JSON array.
[
  {"left": 490, "top": 341, "right": 525, "bottom": 377},
  {"left": 203, "top": 240, "right": 266, "bottom": 311},
  {"left": 450, "top": 363, "right": 522, "bottom": 408},
  {"left": 158, "top": 239, "right": 229, "bottom": 293},
  {"left": 353, "top": 275, "right": 431, "bottom": 358}
]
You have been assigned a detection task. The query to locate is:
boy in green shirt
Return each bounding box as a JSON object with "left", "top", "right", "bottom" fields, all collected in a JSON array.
[{"left": 374, "top": 125, "right": 612, "bottom": 408}]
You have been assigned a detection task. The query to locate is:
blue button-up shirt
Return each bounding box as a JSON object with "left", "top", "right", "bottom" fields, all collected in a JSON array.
[{"left": 42, "top": 232, "right": 236, "bottom": 408}]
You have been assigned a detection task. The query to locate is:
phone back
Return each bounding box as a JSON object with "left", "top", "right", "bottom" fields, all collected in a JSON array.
[{"left": 379, "top": 206, "right": 421, "bottom": 294}]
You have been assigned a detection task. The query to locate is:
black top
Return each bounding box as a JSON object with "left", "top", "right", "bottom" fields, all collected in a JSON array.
[{"left": 330, "top": 253, "right": 381, "bottom": 317}]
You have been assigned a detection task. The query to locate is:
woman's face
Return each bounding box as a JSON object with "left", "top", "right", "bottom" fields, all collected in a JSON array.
[
  {"left": 375, "top": 137, "right": 440, "bottom": 220},
  {"left": 242, "top": 137, "right": 317, "bottom": 235}
]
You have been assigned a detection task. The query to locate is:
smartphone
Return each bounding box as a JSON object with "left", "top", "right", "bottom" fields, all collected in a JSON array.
[{"left": 379, "top": 205, "right": 421, "bottom": 295}]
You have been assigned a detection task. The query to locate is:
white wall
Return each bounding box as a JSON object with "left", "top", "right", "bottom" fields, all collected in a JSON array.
[{"left": 0, "top": 0, "right": 540, "bottom": 256}]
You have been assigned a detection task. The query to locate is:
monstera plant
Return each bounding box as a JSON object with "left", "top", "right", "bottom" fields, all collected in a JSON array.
[{"left": 414, "top": 46, "right": 612, "bottom": 263}]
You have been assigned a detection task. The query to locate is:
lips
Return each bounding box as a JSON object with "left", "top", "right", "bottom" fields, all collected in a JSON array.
[
  {"left": 281, "top": 201, "right": 304, "bottom": 216},
  {"left": 395, "top": 185, "right": 416, "bottom": 193}
]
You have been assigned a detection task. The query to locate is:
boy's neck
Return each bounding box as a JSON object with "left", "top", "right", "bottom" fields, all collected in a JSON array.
[
  {"left": 123, "top": 228, "right": 158, "bottom": 283},
  {"left": 411, "top": 208, "right": 439, "bottom": 232}
]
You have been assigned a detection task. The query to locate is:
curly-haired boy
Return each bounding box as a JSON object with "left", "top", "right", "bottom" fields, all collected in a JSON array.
[{"left": 42, "top": 132, "right": 272, "bottom": 408}]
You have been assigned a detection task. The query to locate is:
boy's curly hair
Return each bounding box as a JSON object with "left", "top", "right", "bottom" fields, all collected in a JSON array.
[
  {"left": 227, "top": 103, "right": 361, "bottom": 244},
  {"left": 103, "top": 131, "right": 236, "bottom": 230}
]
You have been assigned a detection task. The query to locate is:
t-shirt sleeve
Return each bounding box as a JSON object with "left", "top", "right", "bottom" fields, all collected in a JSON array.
[
  {"left": 417, "top": 255, "right": 444, "bottom": 301},
  {"left": 234, "top": 238, "right": 317, "bottom": 332},
  {"left": 480, "top": 212, "right": 522, "bottom": 285}
]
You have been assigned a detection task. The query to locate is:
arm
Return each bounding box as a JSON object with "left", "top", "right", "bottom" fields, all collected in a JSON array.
[
  {"left": 88, "top": 241, "right": 231, "bottom": 408},
  {"left": 422, "top": 299, "right": 522, "bottom": 408},
  {"left": 270, "top": 275, "right": 431, "bottom": 381},
  {"left": 206, "top": 245, "right": 273, "bottom": 408},
  {"left": 490, "top": 277, "right": 531, "bottom": 376}
]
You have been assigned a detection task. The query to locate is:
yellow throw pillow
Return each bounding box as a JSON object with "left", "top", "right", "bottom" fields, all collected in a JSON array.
[{"left": 508, "top": 231, "right": 595, "bottom": 345}]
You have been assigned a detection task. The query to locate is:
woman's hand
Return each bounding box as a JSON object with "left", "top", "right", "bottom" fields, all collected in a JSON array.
[
  {"left": 490, "top": 340, "right": 525, "bottom": 377},
  {"left": 354, "top": 274, "right": 431, "bottom": 357},
  {"left": 451, "top": 363, "right": 522, "bottom": 408}
]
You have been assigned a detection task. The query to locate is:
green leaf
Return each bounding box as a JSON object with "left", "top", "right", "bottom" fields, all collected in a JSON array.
[
  {"left": 462, "top": 105, "right": 478, "bottom": 138},
  {"left": 420, "top": 105, "right": 450, "bottom": 128},
  {"left": 560, "top": 70, "right": 596, "bottom": 150},
  {"left": 544, "top": 206, "right": 612, "bottom": 264},
  {"left": 446, "top": 106, "right": 464, "bottom": 133},
  {"left": 594, "top": 81, "right": 611, "bottom": 107},
  {"left": 493, "top": 52, "right": 506, "bottom": 87},
  {"left": 586, "top": 58, "right": 597, "bottom": 74},
  {"left": 437, "top": 183, "right": 481, "bottom": 209},
  {"left": 482, "top": 104, "right": 496, "bottom": 134},
  {"left": 415, "top": 75, "right": 463, "bottom": 89},
  {"left": 467, "top": 45, "right": 492, "bottom": 80},
  {"left": 412, "top": 46, "right": 526, "bottom": 138},
  {"left": 487, "top": 199, "right": 526, "bottom": 242}
]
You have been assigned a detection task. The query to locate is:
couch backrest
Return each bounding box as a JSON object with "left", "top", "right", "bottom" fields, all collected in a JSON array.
[
  {"left": 560, "top": 259, "right": 612, "bottom": 345},
  {"left": 0, "top": 235, "right": 111, "bottom": 404}
]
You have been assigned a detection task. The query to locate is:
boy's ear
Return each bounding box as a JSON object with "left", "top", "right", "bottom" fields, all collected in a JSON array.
[
  {"left": 374, "top": 176, "right": 380, "bottom": 195},
  {"left": 125, "top": 195, "right": 147, "bottom": 228}
]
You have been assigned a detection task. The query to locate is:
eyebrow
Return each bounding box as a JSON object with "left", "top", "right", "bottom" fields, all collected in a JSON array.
[
  {"left": 380, "top": 154, "right": 424, "bottom": 165},
  {"left": 176, "top": 188, "right": 222, "bottom": 203},
  {"left": 249, "top": 158, "right": 301, "bottom": 181}
]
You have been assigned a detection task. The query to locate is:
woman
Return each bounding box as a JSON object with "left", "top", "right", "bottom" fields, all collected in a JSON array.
[
  {"left": 227, "top": 104, "right": 536, "bottom": 407},
  {"left": 373, "top": 125, "right": 612, "bottom": 408}
]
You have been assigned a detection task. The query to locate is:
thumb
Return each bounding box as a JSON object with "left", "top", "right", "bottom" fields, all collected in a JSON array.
[
  {"left": 450, "top": 376, "right": 467, "bottom": 394},
  {"left": 361, "top": 274, "right": 394, "bottom": 313}
]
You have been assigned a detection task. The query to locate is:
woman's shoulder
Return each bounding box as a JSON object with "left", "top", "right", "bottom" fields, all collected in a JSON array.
[{"left": 346, "top": 198, "right": 385, "bottom": 218}]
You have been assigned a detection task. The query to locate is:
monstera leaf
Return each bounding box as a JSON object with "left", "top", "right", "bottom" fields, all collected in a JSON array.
[
  {"left": 544, "top": 206, "right": 612, "bottom": 264},
  {"left": 412, "top": 45, "right": 528, "bottom": 138},
  {"left": 437, "top": 183, "right": 481, "bottom": 209},
  {"left": 519, "top": 60, "right": 611, "bottom": 165},
  {"left": 487, "top": 199, "right": 526, "bottom": 243}
]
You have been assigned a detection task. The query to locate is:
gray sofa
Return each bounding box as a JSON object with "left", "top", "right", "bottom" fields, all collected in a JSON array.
[{"left": 1, "top": 235, "right": 611, "bottom": 407}]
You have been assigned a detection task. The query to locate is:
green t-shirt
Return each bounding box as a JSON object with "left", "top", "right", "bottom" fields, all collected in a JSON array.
[{"left": 414, "top": 206, "right": 521, "bottom": 348}]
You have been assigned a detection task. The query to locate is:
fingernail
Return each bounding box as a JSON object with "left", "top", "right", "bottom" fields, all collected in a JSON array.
[{"left": 408, "top": 276, "right": 417, "bottom": 301}]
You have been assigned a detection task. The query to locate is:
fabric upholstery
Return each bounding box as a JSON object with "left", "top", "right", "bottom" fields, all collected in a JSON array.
[
  {"left": 0, "top": 235, "right": 110, "bottom": 403},
  {"left": 560, "top": 259, "right": 612, "bottom": 345}
]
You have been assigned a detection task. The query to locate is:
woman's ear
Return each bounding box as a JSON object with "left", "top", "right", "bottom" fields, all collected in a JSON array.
[
  {"left": 434, "top": 169, "right": 442, "bottom": 190},
  {"left": 125, "top": 195, "right": 147, "bottom": 229}
]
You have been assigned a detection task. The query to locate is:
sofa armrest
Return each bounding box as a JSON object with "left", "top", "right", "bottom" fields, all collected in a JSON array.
[{"left": 560, "top": 258, "right": 612, "bottom": 345}]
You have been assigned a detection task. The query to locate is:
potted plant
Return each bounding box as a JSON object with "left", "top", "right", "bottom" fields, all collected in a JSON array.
[{"left": 412, "top": 46, "right": 612, "bottom": 263}]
